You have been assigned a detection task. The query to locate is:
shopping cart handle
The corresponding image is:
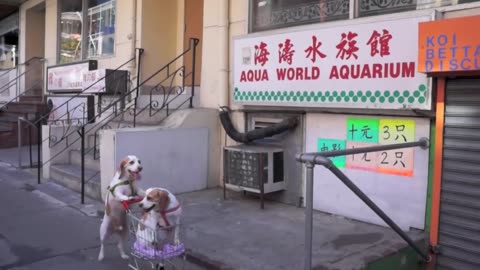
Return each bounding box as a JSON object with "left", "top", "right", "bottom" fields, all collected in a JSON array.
[{"left": 121, "top": 197, "right": 144, "bottom": 210}]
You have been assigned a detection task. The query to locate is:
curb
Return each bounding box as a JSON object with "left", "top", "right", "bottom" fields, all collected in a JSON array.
[{"left": 185, "top": 249, "right": 233, "bottom": 270}]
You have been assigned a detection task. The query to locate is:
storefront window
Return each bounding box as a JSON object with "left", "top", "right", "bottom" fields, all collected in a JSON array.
[
  {"left": 250, "top": 0, "right": 350, "bottom": 33},
  {"left": 358, "top": 0, "right": 416, "bottom": 17},
  {"left": 59, "top": 0, "right": 83, "bottom": 64},
  {"left": 58, "top": 0, "right": 116, "bottom": 64}
]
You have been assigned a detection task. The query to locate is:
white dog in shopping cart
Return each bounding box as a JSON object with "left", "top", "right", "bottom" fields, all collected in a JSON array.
[
  {"left": 98, "top": 155, "right": 143, "bottom": 261},
  {"left": 136, "top": 187, "right": 182, "bottom": 247}
]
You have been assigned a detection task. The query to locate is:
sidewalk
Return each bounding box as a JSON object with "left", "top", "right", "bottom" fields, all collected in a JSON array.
[
  {"left": 0, "top": 160, "right": 203, "bottom": 270},
  {"left": 0, "top": 147, "right": 428, "bottom": 270}
]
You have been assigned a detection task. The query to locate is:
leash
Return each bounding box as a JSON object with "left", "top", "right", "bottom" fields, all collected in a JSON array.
[
  {"left": 158, "top": 204, "right": 182, "bottom": 227},
  {"left": 144, "top": 203, "right": 182, "bottom": 227}
]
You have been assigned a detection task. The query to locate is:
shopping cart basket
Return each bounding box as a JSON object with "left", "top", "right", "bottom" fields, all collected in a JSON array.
[{"left": 122, "top": 198, "right": 186, "bottom": 270}]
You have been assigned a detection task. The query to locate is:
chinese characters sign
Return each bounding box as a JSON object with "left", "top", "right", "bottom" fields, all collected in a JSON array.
[
  {"left": 418, "top": 15, "right": 480, "bottom": 73},
  {"left": 47, "top": 60, "right": 97, "bottom": 92},
  {"left": 317, "top": 118, "right": 416, "bottom": 176},
  {"left": 234, "top": 16, "right": 431, "bottom": 110}
]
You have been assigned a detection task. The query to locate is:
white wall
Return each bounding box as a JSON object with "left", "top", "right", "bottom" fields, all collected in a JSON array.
[{"left": 305, "top": 113, "right": 431, "bottom": 230}]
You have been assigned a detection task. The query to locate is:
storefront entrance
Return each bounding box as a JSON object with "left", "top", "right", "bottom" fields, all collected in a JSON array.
[{"left": 437, "top": 77, "right": 480, "bottom": 269}]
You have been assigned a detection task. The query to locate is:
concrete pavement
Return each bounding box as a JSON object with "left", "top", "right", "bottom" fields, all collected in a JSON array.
[{"left": 0, "top": 161, "right": 201, "bottom": 270}]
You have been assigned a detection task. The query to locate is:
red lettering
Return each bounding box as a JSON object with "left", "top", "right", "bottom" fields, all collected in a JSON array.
[
  {"left": 390, "top": 63, "right": 400, "bottom": 78},
  {"left": 276, "top": 67, "right": 320, "bottom": 81},
  {"left": 277, "top": 68, "right": 287, "bottom": 80},
  {"left": 329, "top": 66, "right": 339, "bottom": 79},
  {"left": 296, "top": 68, "right": 303, "bottom": 80},
  {"left": 287, "top": 69, "right": 295, "bottom": 80},
  {"left": 240, "top": 70, "right": 269, "bottom": 82},
  {"left": 312, "top": 66, "right": 320, "bottom": 80},
  {"left": 336, "top": 32, "right": 359, "bottom": 60},
  {"left": 254, "top": 42, "right": 270, "bottom": 66},
  {"left": 278, "top": 39, "right": 295, "bottom": 65},
  {"left": 261, "top": 69, "right": 269, "bottom": 81},
  {"left": 247, "top": 70, "right": 254, "bottom": 81},
  {"left": 361, "top": 65, "right": 371, "bottom": 78},
  {"left": 240, "top": 71, "right": 247, "bottom": 82},
  {"left": 305, "top": 36, "right": 327, "bottom": 63},
  {"left": 340, "top": 66, "right": 349, "bottom": 79},
  {"left": 350, "top": 65, "right": 360, "bottom": 79},
  {"left": 372, "top": 64, "right": 382, "bottom": 78},
  {"left": 367, "top": 29, "right": 393, "bottom": 57},
  {"left": 402, "top": 62, "right": 415, "bottom": 77}
]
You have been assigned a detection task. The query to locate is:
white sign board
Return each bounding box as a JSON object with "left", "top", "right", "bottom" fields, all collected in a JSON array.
[
  {"left": 82, "top": 69, "right": 106, "bottom": 93},
  {"left": 305, "top": 113, "right": 430, "bottom": 230},
  {"left": 47, "top": 62, "right": 91, "bottom": 91},
  {"left": 233, "top": 15, "right": 432, "bottom": 110}
]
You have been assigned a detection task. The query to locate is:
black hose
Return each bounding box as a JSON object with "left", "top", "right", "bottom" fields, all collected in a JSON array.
[{"left": 219, "top": 106, "right": 298, "bottom": 143}]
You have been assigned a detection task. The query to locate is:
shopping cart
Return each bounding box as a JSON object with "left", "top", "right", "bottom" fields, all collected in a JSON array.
[{"left": 121, "top": 198, "right": 187, "bottom": 270}]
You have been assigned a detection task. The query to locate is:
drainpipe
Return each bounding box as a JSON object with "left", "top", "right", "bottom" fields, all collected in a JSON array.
[{"left": 218, "top": 0, "right": 230, "bottom": 108}]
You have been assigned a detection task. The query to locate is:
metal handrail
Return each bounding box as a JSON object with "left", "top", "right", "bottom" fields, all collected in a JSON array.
[
  {"left": 0, "top": 80, "right": 44, "bottom": 110},
  {"left": 34, "top": 38, "right": 198, "bottom": 204},
  {"left": 31, "top": 49, "right": 143, "bottom": 127},
  {"left": 0, "top": 57, "right": 45, "bottom": 95},
  {"left": 296, "top": 138, "right": 431, "bottom": 270}
]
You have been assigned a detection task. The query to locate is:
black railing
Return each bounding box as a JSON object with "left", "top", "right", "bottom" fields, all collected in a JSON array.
[
  {"left": 27, "top": 37, "right": 198, "bottom": 204},
  {"left": 91, "top": 38, "right": 200, "bottom": 160},
  {"left": 0, "top": 57, "right": 45, "bottom": 100},
  {"left": 16, "top": 49, "right": 143, "bottom": 186},
  {"left": 296, "top": 138, "right": 431, "bottom": 270}
]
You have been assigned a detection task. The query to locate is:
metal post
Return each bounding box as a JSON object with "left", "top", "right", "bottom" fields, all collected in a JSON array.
[
  {"left": 134, "top": 49, "right": 144, "bottom": 128},
  {"left": 80, "top": 126, "right": 85, "bottom": 204},
  {"left": 29, "top": 125, "right": 33, "bottom": 167},
  {"left": 17, "top": 118, "right": 22, "bottom": 167},
  {"left": 190, "top": 39, "right": 198, "bottom": 108},
  {"left": 305, "top": 163, "right": 314, "bottom": 270},
  {"left": 328, "top": 165, "right": 430, "bottom": 262},
  {"left": 37, "top": 122, "right": 41, "bottom": 184}
]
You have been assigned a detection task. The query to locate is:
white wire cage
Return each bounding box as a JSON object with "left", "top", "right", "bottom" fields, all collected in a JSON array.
[{"left": 127, "top": 209, "right": 187, "bottom": 270}]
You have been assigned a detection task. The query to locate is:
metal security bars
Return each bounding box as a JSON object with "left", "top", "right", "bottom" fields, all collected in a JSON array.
[{"left": 296, "top": 138, "right": 431, "bottom": 270}]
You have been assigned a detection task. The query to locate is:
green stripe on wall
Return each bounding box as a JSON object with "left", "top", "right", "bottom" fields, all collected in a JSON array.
[{"left": 425, "top": 123, "right": 435, "bottom": 232}]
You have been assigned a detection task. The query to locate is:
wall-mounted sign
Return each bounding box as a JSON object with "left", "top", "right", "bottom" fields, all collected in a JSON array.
[
  {"left": 306, "top": 113, "right": 430, "bottom": 230},
  {"left": 318, "top": 118, "right": 416, "bottom": 176},
  {"left": 47, "top": 60, "right": 97, "bottom": 92},
  {"left": 233, "top": 15, "right": 432, "bottom": 110},
  {"left": 418, "top": 15, "right": 480, "bottom": 73},
  {"left": 82, "top": 69, "right": 129, "bottom": 95}
]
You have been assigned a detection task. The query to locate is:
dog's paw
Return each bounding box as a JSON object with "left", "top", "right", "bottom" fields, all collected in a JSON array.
[
  {"left": 98, "top": 253, "right": 104, "bottom": 261},
  {"left": 121, "top": 253, "right": 129, "bottom": 260}
]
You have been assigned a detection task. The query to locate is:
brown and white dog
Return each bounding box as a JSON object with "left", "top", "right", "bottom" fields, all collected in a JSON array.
[
  {"left": 136, "top": 188, "right": 182, "bottom": 247},
  {"left": 98, "top": 155, "right": 143, "bottom": 261}
]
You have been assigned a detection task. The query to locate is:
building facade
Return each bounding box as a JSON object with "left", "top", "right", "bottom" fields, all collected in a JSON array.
[{"left": 6, "top": 0, "right": 480, "bottom": 268}]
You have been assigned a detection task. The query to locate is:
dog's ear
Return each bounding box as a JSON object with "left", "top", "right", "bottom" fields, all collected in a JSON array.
[
  {"left": 157, "top": 190, "right": 170, "bottom": 211},
  {"left": 118, "top": 158, "right": 129, "bottom": 179}
]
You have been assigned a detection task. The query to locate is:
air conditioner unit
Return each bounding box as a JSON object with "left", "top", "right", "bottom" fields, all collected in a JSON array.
[{"left": 223, "top": 144, "right": 285, "bottom": 207}]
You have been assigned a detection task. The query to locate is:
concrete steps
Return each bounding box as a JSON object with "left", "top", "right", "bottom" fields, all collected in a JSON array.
[
  {"left": 0, "top": 92, "right": 47, "bottom": 148},
  {"left": 46, "top": 92, "right": 197, "bottom": 201},
  {"left": 50, "top": 163, "right": 102, "bottom": 200}
]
